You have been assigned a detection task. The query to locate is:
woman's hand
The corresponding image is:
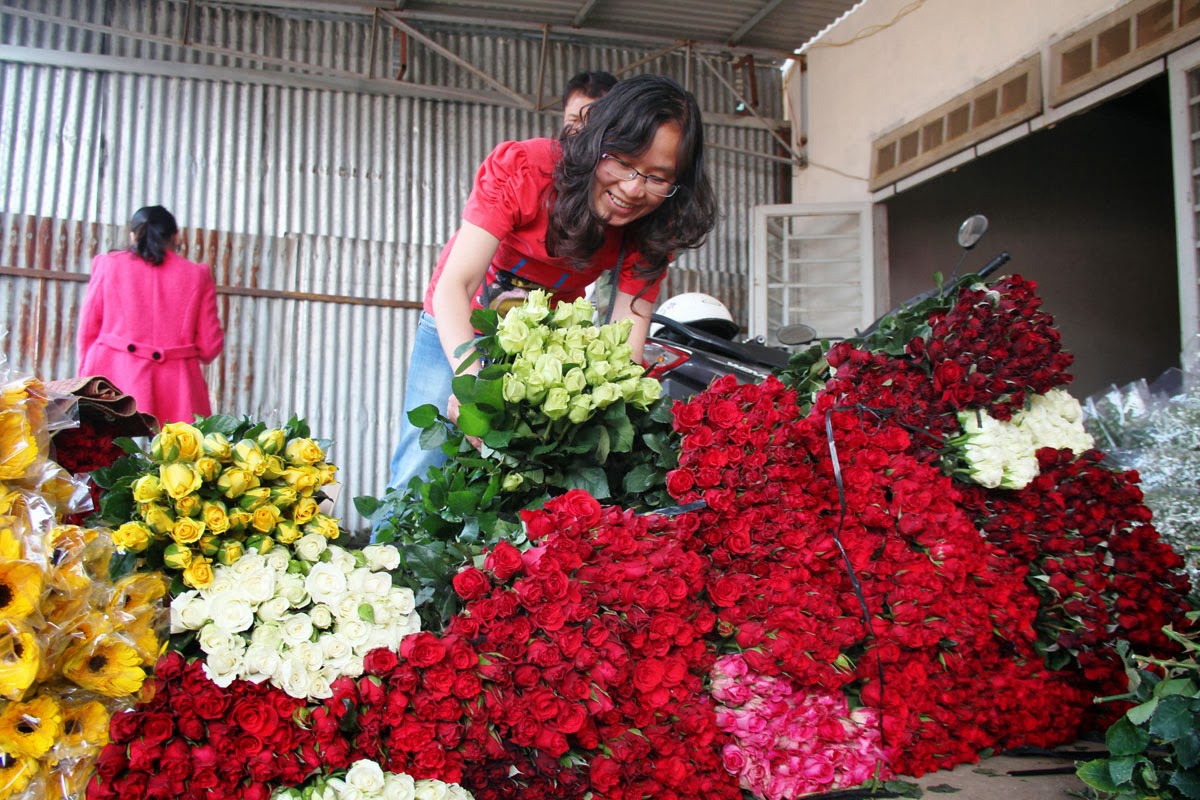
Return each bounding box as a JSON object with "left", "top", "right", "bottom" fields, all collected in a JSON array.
[{"left": 446, "top": 393, "right": 484, "bottom": 450}]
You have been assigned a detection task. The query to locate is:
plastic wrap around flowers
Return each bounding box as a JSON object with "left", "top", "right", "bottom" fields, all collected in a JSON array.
[
  {"left": 951, "top": 388, "right": 1095, "bottom": 489},
  {"left": 98, "top": 418, "right": 339, "bottom": 590},
  {"left": 270, "top": 759, "right": 475, "bottom": 800},
  {"left": 170, "top": 539, "right": 419, "bottom": 700},
  {"left": 0, "top": 372, "right": 167, "bottom": 800}
]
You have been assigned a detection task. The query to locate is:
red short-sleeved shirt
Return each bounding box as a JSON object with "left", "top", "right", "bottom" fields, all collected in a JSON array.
[{"left": 422, "top": 138, "right": 663, "bottom": 315}]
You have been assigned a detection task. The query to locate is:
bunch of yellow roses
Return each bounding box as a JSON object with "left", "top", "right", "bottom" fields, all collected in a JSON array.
[
  {"left": 111, "top": 421, "right": 340, "bottom": 590},
  {"left": 0, "top": 375, "right": 166, "bottom": 800}
]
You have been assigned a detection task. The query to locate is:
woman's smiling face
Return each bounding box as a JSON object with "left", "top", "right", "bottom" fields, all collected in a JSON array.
[{"left": 590, "top": 121, "right": 682, "bottom": 226}]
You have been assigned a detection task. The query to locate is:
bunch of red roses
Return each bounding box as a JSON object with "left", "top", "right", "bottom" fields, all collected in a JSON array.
[
  {"left": 52, "top": 417, "right": 128, "bottom": 525},
  {"left": 444, "top": 492, "right": 739, "bottom": 800},
  {"left": 668, "top": 376, "right": 1093, "bottom": 777},
  {"left": 960, "top": 447, "right": 1193, "bottom": 703},
  {"left": 86, "top": 652, "right": 319, "bottom": 799}
]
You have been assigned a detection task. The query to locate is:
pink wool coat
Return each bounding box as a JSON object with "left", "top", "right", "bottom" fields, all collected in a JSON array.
[{"left": 77, "top": 249, "right": 224, "bottom": 424}]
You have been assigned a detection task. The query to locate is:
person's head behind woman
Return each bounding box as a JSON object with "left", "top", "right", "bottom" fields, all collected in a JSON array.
[
  {"left": 129, "top": 205, "right": 179, "bottom": 266},
  {"left": 550, "top": 73, "right": 716, "bottom": 285}
]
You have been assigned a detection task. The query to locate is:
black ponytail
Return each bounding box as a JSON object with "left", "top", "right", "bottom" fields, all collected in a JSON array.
[{"left": 129, "top": 205, "right": 179, "bottom": 266}]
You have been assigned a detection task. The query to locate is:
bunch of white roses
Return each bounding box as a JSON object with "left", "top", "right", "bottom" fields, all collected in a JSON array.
[
  {"left": 270, "top": 759, "right": 475, "bottom": 800},
  {"left": 954, "top": 388, "right": 1095, "bottom": 490},
  {"left": 495, "top": 290, "right": 661, "bottom": 424},
  {"left": 169, "top": 537, "right": 419, "bottom": 700}
]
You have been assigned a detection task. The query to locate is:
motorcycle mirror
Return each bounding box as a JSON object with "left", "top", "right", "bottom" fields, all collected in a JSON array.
[
  {"left": 956, "top": 214, "right": 989, "bottom": 250},
  {"left": 777, "top": 323, "right": 817, "bottom": 346}
]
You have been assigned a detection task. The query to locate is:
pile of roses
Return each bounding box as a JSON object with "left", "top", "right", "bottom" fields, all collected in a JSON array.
[{"left": 78, "top": 271, "right": 1195, "bottom": 800}]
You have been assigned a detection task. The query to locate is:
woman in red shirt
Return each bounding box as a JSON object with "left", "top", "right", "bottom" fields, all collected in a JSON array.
[{"left": 385, "top": 73, "right": 716, "bottom": 493}]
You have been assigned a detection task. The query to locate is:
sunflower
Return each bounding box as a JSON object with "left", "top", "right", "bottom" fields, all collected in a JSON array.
[
  {"left": 108, "top": 572, "right": 168, "bottom": 621},
  {"left": 43, "top": 760, "right": 90, "bottom": 800},
  {"left": 0, "top": 562, "right": 44, "bottom": 627},
  {"left": 0, "top": 694, "right": 63, "bottom": 759},
  {"left": 0, "top": 410, "right": 38, "bottom": 483},
  {"left": 117, "top": 608, "right": 163, "bottom": 664},
  {"left": 0, "top": 750, "right": 38, "bottom": 800},
  {"left": 62, "top": 637, "right": 146, "bottom": 697},
  {"left": 0, "top": 520, "right": 22, "bottom": 561},
  {"left": 55, "top": 699, "right": 109, "bottom": 759},
  {"left": 0, "top": 625, "right": 41, "bottom": 701}
]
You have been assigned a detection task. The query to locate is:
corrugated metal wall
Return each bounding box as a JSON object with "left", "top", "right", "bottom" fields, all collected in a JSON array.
[{"left": 0, "top": 0, "right": 787, "bottom": 532}]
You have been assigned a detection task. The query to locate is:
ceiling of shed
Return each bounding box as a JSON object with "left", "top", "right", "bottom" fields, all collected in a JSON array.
[{"left": 232, "top": 0, "right": 863, "bottom": 62}]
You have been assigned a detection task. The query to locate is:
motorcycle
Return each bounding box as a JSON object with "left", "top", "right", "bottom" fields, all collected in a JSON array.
[{"left": 644, "top": 215, "right": 1010, "bottom": 400}]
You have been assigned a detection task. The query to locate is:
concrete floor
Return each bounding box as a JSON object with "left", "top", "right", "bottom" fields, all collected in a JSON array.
[{"left": 908, "top": 742, "right": 1103, "bottom": 799}]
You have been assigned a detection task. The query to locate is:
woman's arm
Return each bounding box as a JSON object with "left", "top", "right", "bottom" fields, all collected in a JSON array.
[
  {"left": 196, "top": 270, "right": 225, "bottom": 363},
  {"left": 609, "top": 289, "right": 654, "bottom": 363},
  {"left": 76, "top": 258, "right": 106, "bottom": 371},
  {"left": 430, "top": 221, "right": 501, "bottom": 376}
]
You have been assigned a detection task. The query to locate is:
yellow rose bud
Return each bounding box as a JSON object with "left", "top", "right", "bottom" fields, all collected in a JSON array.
[
  {"left": 567, "top": 394, "right": 594, "bottom": 424},
  {"left": 112, "top": 522, "right": 153, "bottom": 552},
  {"left": 140, "top": 504, "right": 175, "bottom": 536},
  {"left": 501, "top": 472, "right": 524, "bottom": 492},
  {"left": 159, "top": 422, "right": 203, "bottom": 462},
  {"left": 303, "top": 514, "right": 340, "bottom": 540},
  {"left": 195, "top": 456, "right": 222, "bottom": 483},
  {"left": 216, "top": 467, "right": 258, "bottom": 499},
  {"left": 273, "top": 521, "right": 301, "bottom": 544},
  {"left": 227, "top": 509, "right": 253, "bottom": 531},
  {"left": 245, "top": 533, "right": 275, "bottom": 553},
  {"left": 269, "top": 486, "right": 298, "bottom": 510},
  {"left": 542, "top": 387, "right": 570, "bottom": 420},
  {"left": 216, "top": 539, "right": 244, "bottom": 566},
  {"left": 162, "top": 543, "right": 193, "bottom": 571},
  {"left": 317, "top": 463, "right": 337, "bottom": 486},
  {"left": 284, "top": 437, "right": 325, "bottom": 467},
  {"left": 174, "top": 493, "right": 202, "bottom": 519},
  {"left": 502, "top": 373, "right": 527, "bottom": 404},
  {"left": 250, "top": 504, "right": 282, "bottom": 534},
  {"left": 237, "top": 487, "right": 272, "bottom": 512},
  {"left": 260, "top": 455, "right": 286, "bottom": 481},
  {"left": 182, "top": 556, "right": 214, "bottom": 589},
  {"left": 131, "top": 475, "right": 163, "bottom": 504},
  {"left": 159, "top": 463, "right": 202, "bottom": 499},
  {"left": 201, "top": 501, "right": 230, "bottom": 534},
  {"left": 197, "top": 533, "right": 221, "bottom": 557},
  {"left": 255, "top": 428, "right": 287, "bottom": 456},
  {"left": 291, "top": 497, "right": 319, "bottom": 526},
  {"left": 171, "top": 517, "right": 206, "bottom": 545},
  {"left": 149, "top": 430, "right": 180, "bottom": 462},
  {"left": 202, "top": 433, "right": 233, "bottom": 461},
  {"left": 280, "top": 467, "right": 320, "bottom": 495},
  {"left": 232, "top": 440, "right": 267, "bottom": 476}
]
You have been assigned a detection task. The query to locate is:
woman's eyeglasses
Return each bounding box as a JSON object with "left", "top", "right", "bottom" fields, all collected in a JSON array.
[{"left": 598, "top": 153, "right": 678, "bottom": 198}]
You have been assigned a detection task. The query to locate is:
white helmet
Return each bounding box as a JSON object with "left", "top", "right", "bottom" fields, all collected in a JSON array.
[{"left": 650, "top": 292, "right": 739, "bottom": 340}]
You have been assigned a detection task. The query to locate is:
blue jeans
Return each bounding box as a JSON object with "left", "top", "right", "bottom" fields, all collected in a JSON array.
[{"left": 385, "top": 311, "right": 453, "bottom": 493}]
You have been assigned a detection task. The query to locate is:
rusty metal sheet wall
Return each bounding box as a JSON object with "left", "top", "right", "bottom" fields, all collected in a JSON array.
[{"left": 0, "top": 0, "right": 786, "bottom": 532}]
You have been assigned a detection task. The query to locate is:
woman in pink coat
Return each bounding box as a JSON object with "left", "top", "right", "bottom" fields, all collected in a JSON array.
[{"left": 77, "top": 206, "right": 225, "bottom": 423}]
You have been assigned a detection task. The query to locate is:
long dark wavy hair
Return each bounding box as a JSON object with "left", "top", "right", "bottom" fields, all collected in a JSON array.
[
  {"left": 548, "top": 74, "right": 717, "bottom": 288},
  {"left": 128, "top": 205, "right": 179, "bottom": 266}
]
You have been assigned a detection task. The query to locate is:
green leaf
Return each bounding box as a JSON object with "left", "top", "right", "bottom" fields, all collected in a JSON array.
[
  {"left": 447, "top": 490, "right": 479, "bottom": 516},
  {"left": 1107, "top": 716, "right": 1150, "bottom": 756},
  {"left": 1126, "top": 696, "right": 1160, "bottom": 726},
  {"left": 354, "top": 495, "right": 383, "bottom": 517},
  {"left": 451, "top": 374, "right": 478, "bottom": 402},
  {"left": 1171, "top": 769, "right": 1200, "bottom": 800},
  {"left": 1077, "top": 759, "right": 1121, "bottom": 793},
  {"left": 198, "top": 414, "right": 243, "bottom": 436},
  {"left": 358, "top": 603, "right": 376, "bottom": 624},
  {"left": 622, "top": 463, "right": 661, "bottom": 493},
  {"left": 456, "top": 404, "right": 493, "bottom": 438},
  {"left": 473, "top": 378, "right": 506, "bottom": 413},
  {"left": 925, "top": 785, "right": 960, "bottom": 794},
  {"left": 1174, "top": 731, "right": 1200, "bottom": 770},
  {"left": 1106, "top": 755, "right": 1140, "bottom": 787},
  {"left": 607, "top": 411, "right": 636, "bottom": 453},
  {"left": 418, "top": 425, "right": 449, "bottom": 451},
  {"left": 1150, "top": 695, "right": 1194, "bottom": 742},
  {"left": 565, "top": 467, "right": 609, "bottom": 499},
  {"left": 408, "top": 404, "right": 440, "bottom": 429},
  {"left": 594, "top": 426, "right": 611, "bottom": 464}
]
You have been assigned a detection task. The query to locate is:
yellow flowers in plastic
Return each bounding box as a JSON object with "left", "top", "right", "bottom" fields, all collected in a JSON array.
[{"left": 93, "top": 417, "right": 341, "bottom": 591}]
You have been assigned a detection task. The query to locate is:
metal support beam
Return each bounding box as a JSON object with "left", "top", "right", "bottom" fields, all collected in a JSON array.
[
  {"left": 535, "top": 24, "right": 550, "bottom": 111},
  {"left": 379, "top": 10, "right": 535, "bottom": 110},
  {"left": 728, "top": 0, "right": 786, "bottom": 47},
  {"left": 572, "top": 0, "right": 602, "bottom": 27},
  {"left": 694, "top": 52, "right": 804, "bottom": 165}
]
